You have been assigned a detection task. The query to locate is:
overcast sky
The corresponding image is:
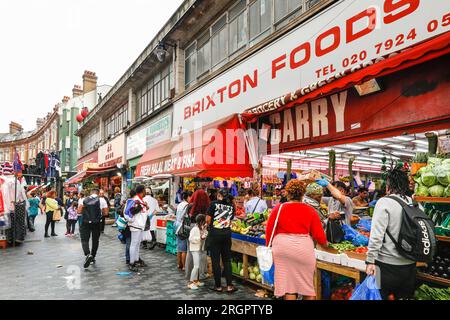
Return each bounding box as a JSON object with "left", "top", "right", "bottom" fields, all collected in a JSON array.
[{"left": 0, "top": 0, "right": 183, "bottom": 132}]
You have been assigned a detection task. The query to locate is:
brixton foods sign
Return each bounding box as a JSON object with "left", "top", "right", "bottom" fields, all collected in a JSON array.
[
  {"left": 173, "top": 0, "right": 450, "bottom": 136},
  {"left": 98, "top": 134, "right": 125, "bottom": 167}
]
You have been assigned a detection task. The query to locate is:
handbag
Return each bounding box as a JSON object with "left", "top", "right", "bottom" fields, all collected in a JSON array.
[
  {"left": 53, "top": 209, "right": 62, "bottom": 221},
  {"left": 256, "top": 203, "right": 285, "bottom": 287},
  {"left": 326, "top": 219, "right": 345, "bottom": 243}
]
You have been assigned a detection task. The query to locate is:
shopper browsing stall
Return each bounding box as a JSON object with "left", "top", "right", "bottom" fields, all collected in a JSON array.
[
  {"left": 27, "top": 192, "right": 40, "bottom": 232},
  {"left": 188, "top": 214, "right": 208, "bottom": 290},
  {"left": 316, "top": 180, "right": 354, "bottom": 226},
  {"left": 266, "top": 180, "right": 327, "bottom": 300},
  {"left": 366, "top": 168, "right": 419, "bottom": 300},
  {"left": 303, "top": 183, "right": 328, "bottom": 228},
  {"left": 44, "top": 190, "right": 59, "bottom": 238},
  {"left": 175, "top": 191, "right": 192, "bottom": 271},
  {"left": 126, "top": 185, "right": 149, "bottom": 272},
  {"left": 66, "top": 201, "right": 78, "bottom": 236},
  {"left": 206, "top": 189, "right": 237, "bottom": 293},
  {"left": 143, "top": 188, "right": 160, "bottom": 250},
  {"left": 244, "top": 189, "right": 267, "bottom": 215}
]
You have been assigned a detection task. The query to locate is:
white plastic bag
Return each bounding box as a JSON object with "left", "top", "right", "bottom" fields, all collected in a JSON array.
[{"left": 142, "top": 230, "right": 153, "bottom": 241}]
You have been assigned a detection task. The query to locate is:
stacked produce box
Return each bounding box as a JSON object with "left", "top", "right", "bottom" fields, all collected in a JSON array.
[{"left": 165, "top": 220, "right": 177, "bottom": 255}]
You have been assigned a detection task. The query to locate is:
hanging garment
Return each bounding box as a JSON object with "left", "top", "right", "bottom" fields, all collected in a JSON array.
[{"left": 0, "top": 178, "right": 5, "bottom": 214}]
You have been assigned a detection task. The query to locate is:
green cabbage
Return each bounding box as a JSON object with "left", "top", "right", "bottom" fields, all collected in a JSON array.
[
  {"left": 415, "top": 185, "right": 429, "bottom": 197},
  {"left": 442, "top": 159, "right": 450, "bottom": 166},
  {"left": 429, "top": 185, "right": 445, "bottom": 197},
  {"left": 427, "top": 157, "right": 442, "bottom": 168},
  {"left": 421, "top": 172, "right": 437, "bottom": 187},
  {"left": 434, "top": 164, "right": 450, "bottom": 186},
  {"left": 417, "top": 166, "right": 432, "bottom": 177},
  {"left": 445, "top": 185, "right": 450, "bottom": 198}
]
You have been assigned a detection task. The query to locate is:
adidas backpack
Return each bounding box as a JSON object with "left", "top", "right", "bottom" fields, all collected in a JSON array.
[{"left": 385, "top": 196, "right": 436, "bottom": 263}]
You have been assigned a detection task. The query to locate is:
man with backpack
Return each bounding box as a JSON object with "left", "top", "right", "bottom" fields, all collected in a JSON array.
[
  {"left": 79, "top": 189, "right": 109, "bottom": 269},
  {"left": 366, "top": 168, "right": 436, "bottom": 300},
  {"left": 175, "top": 191, "right": 193, "bottom": 271}
]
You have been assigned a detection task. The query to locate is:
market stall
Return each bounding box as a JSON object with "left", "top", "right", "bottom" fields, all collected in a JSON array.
[{"left": 233, "top": 39, "right": 450, "bottom": 298}]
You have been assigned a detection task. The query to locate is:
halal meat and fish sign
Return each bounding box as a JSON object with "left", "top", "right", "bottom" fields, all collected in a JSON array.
[{"left": 173, "top": 0, "right": 450, "bottom": 135}]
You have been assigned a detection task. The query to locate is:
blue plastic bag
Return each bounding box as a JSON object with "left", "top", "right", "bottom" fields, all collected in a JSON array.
[
  {"left": 342, "top": 224, "right": 359, "bottom": 241},
  {"left": 352, "top": 233, "right": 369, "bottom": 246},
  {"left": 356, "top": 219, "right": 372, "bottom": 232},
  {"left": 350, "top": 276, "right": 382, "bottom": 300}
]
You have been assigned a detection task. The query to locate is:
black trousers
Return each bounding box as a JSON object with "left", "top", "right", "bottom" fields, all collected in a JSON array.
[
  {"left": 100, "top": 217, "right": 105, "bottom": 232},
  {"left": 209, "top": 230, "right": 233, "bottom": 288},
  {"left": 80, "top": 222, "right": 101, "bottom": 257},
  {"left": 66, "top": 220, "right": 77, "bottom": 234},
  {"left": 376, "top": 260, "right": 416, "bottom": 300},
  {"left": 45, "top": 212, "right": 55, "bottom": 235},
  {"left": 150, "top": 230, "right": 156, "bottom": 243}
]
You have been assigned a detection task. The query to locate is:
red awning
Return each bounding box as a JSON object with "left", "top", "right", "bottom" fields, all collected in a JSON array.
[
  {"left": 242, "top": 31, "right": 450, "bottom": 122},
  {"left": 86, "top": 165, "right": 119, "bottom": 177},
  {"left": 65, "top": 170, "right": 88, "bottom": 185},
  {"left": 136, "top": 115, "right": 254, "bottom": 178}
]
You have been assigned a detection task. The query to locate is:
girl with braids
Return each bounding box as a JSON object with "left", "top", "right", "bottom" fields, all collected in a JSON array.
[
  {"left": 365, "top": 168, "right": 417, "bottom": 300},
  {"left": 265, "top": 180, "right": 327, "bottom": 300}
]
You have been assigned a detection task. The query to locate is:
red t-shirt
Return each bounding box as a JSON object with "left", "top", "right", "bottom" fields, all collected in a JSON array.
[{"left": 265, "top": 202, "right": 327, "bottom": 246}]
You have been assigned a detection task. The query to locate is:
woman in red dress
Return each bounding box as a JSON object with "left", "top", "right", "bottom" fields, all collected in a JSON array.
[{"left": 265, "top": 180, "right": 327, "bottom": 300}]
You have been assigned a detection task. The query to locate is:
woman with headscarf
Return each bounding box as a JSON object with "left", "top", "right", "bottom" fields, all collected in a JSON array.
[{"left": 303, "top": 182, "right": 328, "bottom": 229}]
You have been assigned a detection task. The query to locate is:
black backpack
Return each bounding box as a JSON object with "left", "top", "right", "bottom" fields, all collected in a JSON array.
[
  {"left": 326, "top": 219, "right": 345, "bottom": 244},
  {"left": 176, "top": 203, "right": 192, "bottom": 240},
  {"left": 385, "top": 196, "right": 436, "bottom": 263},
  {"left": 82, "top": 196, "right": 102, "bottom": 224}
]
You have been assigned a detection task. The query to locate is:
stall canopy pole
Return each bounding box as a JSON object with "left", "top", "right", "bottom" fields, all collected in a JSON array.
[
  {"left": 349, "top": 158, "right": 355, "bottom": 195},
  {"left": 286, "top": 159, "right": 292, "bottom": 184}
]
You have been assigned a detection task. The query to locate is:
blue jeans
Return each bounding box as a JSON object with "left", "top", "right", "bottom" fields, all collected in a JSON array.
[{"left": 125, "top": 236, "right": 131, "bottom": 263}]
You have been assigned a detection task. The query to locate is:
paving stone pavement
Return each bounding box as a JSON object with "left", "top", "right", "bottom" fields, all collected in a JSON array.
[{"left": 0, "top": 214, "right": 263, "bottom": 300}]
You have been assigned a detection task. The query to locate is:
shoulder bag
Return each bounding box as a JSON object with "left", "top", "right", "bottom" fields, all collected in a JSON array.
[{"left": 256, "top": 203, "right": 285, "bottom": 286}]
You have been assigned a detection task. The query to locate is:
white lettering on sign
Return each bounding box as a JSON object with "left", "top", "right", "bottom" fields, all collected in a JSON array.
[
  {"left": 173, "top": 0, "right": 450, "bottom": 135},
  {"left": 269, "top": 91, "right": 349, "bottom": 144}
]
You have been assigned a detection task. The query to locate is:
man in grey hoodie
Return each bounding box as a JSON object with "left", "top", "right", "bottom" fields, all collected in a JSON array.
[{"left": 366, "top": 168, "right": 417, "bottom": 300}]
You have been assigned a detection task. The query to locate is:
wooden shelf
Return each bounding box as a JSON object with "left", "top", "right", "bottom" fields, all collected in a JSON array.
[
  {"left": 436, "top": 235, "right": 450, "bottom": 243},
  {"left": 233, "top": 274, "right": 274, "bottom": 292},
  {"left": 417, "top": 272, "right": 450, "bottom": 287},
  {"left": 414, "top": 197, "right": 450, "bottom": 203}
]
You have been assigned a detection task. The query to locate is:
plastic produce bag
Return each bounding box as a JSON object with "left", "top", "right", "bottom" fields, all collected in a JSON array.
[
  {"left": 356, "top": 219, "right": 372, "bottom": 232},
  {"left": 256, "top": 246, "right": 275, "bottom": 286},
  {"left": 352, "top": 233, "right": 369, "bottom": 246},
  {"left": 350, "top": 276, "right": 382, "bottom": 300},
  {"left": 342, "top": 224, "right": 359, "bottom": 241}
]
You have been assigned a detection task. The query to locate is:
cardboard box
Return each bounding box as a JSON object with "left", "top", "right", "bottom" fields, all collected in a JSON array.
[{"left": 345, "top": 251, "right": 367, "bottom": 261}]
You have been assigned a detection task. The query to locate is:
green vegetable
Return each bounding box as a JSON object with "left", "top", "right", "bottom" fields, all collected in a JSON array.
[
  {"left": 421, "top": 172, "right": 437, "bottom": 187},
  {"left": 445, "top": 185, "right": 450, "bottom": 198},
  {"left": 442, "top": 159, "right": 450, "bottom": 166},
  {"left": 413, "top": 152, "right": 428, "bottom": 164},
  {"left": 427, "top": 157, "right": 442, "bottom": 168},
  {"left": 414, "top": 284, "right": 450, "bottom": 300},
  {"left": 328, "top": 241, "right": 356, "bottom": 253},
  {"left": 433, "top": 164, "right": 450, "bottom": 186},
  {"left": 415, "top": 185, "right": 429, "bottom": 197},
  {"left": 417, "top": 166, "right": 432, "bottom": 177},
  {"left": 429, "top": 185, "right": 445, "bottom": 197}
]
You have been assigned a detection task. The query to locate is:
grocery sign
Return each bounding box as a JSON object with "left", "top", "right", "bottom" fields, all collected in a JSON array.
[
  {"left": 173, "top": 0, "right": 450, "bottom": 136},
  {"left": 259, "top": 57, "right": 450, "bottom": 154}
]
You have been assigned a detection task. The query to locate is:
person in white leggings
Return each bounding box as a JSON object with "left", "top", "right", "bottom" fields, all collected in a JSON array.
[
  {"left": 188, "top": 214, "right": 208, "bottom": 290},
  {"left": 126, "top": 185, "right": 149, "bottom": 272}
]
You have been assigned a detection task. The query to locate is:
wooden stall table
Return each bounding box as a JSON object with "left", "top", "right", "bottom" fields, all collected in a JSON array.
[
  {"left": 231, "top": 238, "right": 274, "bottom": 292},
  {"left": 314, "top": 261, "right": 363, "bottom": 300}
]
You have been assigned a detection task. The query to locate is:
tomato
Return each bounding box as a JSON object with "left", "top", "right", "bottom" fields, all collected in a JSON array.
[
  {"left": 388, "top": 294, "right": 395, "bottom": 300},
  {"left": 346, "top": 292, "right": 353, "bottom": 300}
]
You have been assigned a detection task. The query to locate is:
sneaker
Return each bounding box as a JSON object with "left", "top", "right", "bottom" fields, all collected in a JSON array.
[
  {"left": 51, "top": 233, "right": 58, "bottom": 237},
  {"left": 65, "top": 232, "right": 69, "bottom": 236},
  {"left": 128, "top": 263, "right": 139, "bottom": 272},
  {"left": 196, "top": 282, "right": 205, "bottom": 287},
  {"left": 44, "top": 234, "right": 50, "bottom": 238},
  {"left": 92, "top": 258, "right": 96, "bottom": 264},
  {"left": 84, "top": 255, "right": 94, "bottom": 269},
  {"left": 137, "top": 259, "right": 147, "bottom": 267},
  {"left": 188, "top": 283, "right": 199, "bottom": 290}
]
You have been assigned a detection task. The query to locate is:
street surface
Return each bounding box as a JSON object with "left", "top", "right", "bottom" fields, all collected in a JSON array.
[{"left": 0, "top": 215, "right": 259, "bottom": 300}]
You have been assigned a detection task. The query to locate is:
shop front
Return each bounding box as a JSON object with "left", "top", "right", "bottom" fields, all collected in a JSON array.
[
  {"left": 234, "top": 36, "right": 450, "bottom": 297},
  {"left": 126, "top": 113, "right": 172, "bottom": 191}
]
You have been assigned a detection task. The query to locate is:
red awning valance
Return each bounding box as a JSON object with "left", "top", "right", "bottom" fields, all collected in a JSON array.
[
  {"left": 65, "top": 170, "right": 88, "bottom": 185},
  {"left": 136, "top": 115, "right": 253, "bottom": 178},
  {"left": 242, "top": 31, "right": 450, "bottom": 122}
]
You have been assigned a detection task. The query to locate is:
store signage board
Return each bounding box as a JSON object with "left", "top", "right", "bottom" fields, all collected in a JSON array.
[
  {"left": 98, "top": 134, "right": 125, "bottom": 167},
  {"left": 259, "top": 59, "right": 450, "bottom": 153},
  {"left": 173, "top": 0, "right": 450, "bottom": 136},
  {"left": 126, "top": 114, "right": 171, "bottom": 160}
]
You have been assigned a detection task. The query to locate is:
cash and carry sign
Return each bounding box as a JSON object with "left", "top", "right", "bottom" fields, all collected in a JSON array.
[{"left": 173, "top": 0, "right": 450, "bottom": 135}]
